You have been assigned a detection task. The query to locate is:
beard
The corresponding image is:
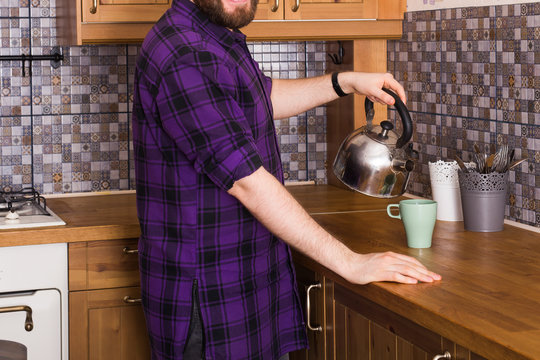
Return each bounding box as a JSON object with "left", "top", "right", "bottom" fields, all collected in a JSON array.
[{"left": 193, "top": 0, "right": 258, "bottom": 29}]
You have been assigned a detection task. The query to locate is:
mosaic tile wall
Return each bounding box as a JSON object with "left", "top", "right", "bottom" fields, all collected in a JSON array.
[
  {"left": 388, "top": 2, "right": 540, "bottom": 227},
  {"left": 0, "top": 0, "right": 327, "bottom": 193},
  {"left": 248, "top": 41, "right": 327, "bottom": 183}
]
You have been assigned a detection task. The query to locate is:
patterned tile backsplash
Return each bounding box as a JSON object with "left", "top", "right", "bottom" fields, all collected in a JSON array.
[
  {"left": 389, "top": 2, "right": 539, "bottom": 227},
  {"left": 247, "top": 41, "right": 327, "bottom": 183},
  {"left": 1, "top": 1, "right": 538, "bottom": 228}
]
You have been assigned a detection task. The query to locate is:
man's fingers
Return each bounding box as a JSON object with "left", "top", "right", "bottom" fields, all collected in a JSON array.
[
  {"left": 368, "top": 92, "right": 394, "bottom": 106},
  {"left": 380, "top": 251, "right": 427, "bottom": 270},
  {"left": 392, "top": 273, "right": 419, "bottom": 284},
  {"left": 396, "top": 256, "right": 442, "bottom": 281},
  {"left": 380, "top": 252, "right": 442, "bottom": 283},
  {"left": 352, "top": 251, "right": 441, "bottom": 285},
  {"left": 383, "top": 75, "right": 407, "bottom": 104}
]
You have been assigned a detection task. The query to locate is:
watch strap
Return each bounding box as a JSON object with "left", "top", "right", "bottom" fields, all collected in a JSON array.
[{"left": 331, "top": 72, "right": 348, "bottom": 97}]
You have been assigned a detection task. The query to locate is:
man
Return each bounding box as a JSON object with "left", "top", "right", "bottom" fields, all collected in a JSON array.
[{"left": 132, "top": 0, "right": 441, "bottom": 358}]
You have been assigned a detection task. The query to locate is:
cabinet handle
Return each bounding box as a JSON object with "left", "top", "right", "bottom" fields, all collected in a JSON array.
[
  {"left": 270, "top": 0, "right": 279, "bottom": 12},
  {"left": 122, "top": 246, "right": 138, "bottom": 255},
  {"left": 306, "top": 282, "right": 322, "bottom": 332},
  {"left": 0, "top": 305, "right": 34, "bottom": 331},
  {"left": 291, "top": 0, "right": 299, "bottom": 12},
  {"left": 433, "top": 351, "right": 451, "bottom": 360},
  {"left": 123, "top": 296, "right": 142, "bottom": 304},
  {"left": 90, "top": 0, "right": 97, "bottom": 14}
]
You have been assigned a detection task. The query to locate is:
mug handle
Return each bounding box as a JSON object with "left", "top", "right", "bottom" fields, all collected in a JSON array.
[{"left": 387, "top": 204, "right": 401, "bottom": 219}]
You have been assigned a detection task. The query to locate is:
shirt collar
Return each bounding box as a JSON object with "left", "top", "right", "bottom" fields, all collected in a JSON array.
[{"left": 171, "top": 0, "right": 247, "bottom": 46}]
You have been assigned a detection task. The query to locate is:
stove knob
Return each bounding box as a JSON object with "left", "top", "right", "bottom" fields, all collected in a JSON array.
[{"left": 6, "top": 210, "right": 20, "bottom": 221}]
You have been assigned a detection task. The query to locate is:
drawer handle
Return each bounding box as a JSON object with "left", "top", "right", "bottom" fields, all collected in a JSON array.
[
  {"left": 89, "top": 0, "right": 97, "bottom": 14},
  {"left": 122, "top": 246, "right": 138, "bottom": 255},
  {"left": 123, "top": 296, "right": 142, "bottom": 304},
  {"left": 270, "top": 0, "right": 279, "bottom": 12},
  {"left": 0, "top": 305, "right": 34, "bottom": 331},
  {"left": 433, "top": 351, "right": 451, "bottom": 360},
  {"left": 306, "top": 282, "right": 322, "bottom": 332},
  {"left": 291, "top": 0, "right": 299, "bottom": 12}
]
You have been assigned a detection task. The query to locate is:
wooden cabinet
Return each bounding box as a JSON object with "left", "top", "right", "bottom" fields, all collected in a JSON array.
[
  {"left": 255, "top": 0, "right": 378, "bottom": 21},
  {"left": 244, "top": 0, "right": 406, "bottom": 40},
  {"left": 56, "top": 0, "right": 172, "bottom": 44},
  {"left": 289, "top": 259, "right": 489, "bottom": 360},
  {"left": 330, "top": 282, "right": 488, "bottom": 360},
  {"left": 69, "top": 239, "right": 151, "bottom": 360},
  {"left": 80, "top": 0, "right": 171, "bottom": 23},
  {"left": 253, "top": 0, "right": 406, "bottom": 22},
  {"left": 290, "top": 263, "right": 328, "bottom": 360},
  {"left": 55, "top": 0, "right": 405, "bottom": 44}
]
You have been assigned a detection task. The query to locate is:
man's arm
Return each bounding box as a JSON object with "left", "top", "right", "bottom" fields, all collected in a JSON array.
[
  {"left": 228, "top": 166, "right": 441, "bottom": 285},
  {"left": 270, "top": 72, "right": 407, "bottom": 120}
]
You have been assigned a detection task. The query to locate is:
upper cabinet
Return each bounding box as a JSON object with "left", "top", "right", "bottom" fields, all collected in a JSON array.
[
  {"left": 81, "top": 0, "right": 171, "bottom": 23},
  {"left": 255, "top": 0, "right": 377, "bottom": 21},
  {"left": 55, "top": 0, "right": 405, "bottom": 44},
  {"left": 245, "top": 0, "right": 405, "bottom": 40},
  {"left": 56, "top": 0, "right": 173, "bottom": 44}
]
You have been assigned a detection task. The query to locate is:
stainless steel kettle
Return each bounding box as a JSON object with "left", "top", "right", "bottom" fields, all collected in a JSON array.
[{"left": 333, "top": 88, "right": 417, "bottom": 198}]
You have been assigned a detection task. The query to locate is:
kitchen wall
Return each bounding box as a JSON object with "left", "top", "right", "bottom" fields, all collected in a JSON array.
[
  {"left": 388, "top": 1, "right": 539, "bottom": 227},
  {"left": 0, "top": 1, "right": 327, "bottom": 194},
  {"left": 408, "top": 0, "right": 535, "bottom": 11}
]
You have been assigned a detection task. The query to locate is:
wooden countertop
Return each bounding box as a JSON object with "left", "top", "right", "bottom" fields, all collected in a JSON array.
[
  {"left": 296, "top": 211, "right": 540, "bottom": 360},
  {"left": 0, "top": 193, "right": 140, "bottom": 247},
  {"left": 284, "top": 184, "right": 408, "bottom": 213},
  {"left": 0, "top": 185, "right": 402, "bottom": 247},
  {"left": 1, "top": 185, "right": 538, "bottom": 359}
]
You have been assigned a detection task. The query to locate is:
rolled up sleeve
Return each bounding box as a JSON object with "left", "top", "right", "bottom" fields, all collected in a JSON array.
[{"left": 156, "top": 51, "right": 263, "bottom": 190}]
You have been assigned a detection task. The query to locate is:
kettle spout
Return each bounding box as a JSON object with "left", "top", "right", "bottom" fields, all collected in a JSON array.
[{"left": 392, "top": 159, "right": 415, "bottom": 173}]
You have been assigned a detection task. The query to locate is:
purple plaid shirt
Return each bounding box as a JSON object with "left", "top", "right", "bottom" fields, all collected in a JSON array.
[{"left": 132, "top": 0, "right": 308, "bottom": 358}]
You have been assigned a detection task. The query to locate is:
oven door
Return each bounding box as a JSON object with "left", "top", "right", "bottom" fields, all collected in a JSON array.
[{"left": 0, "top": 289, "right": 62, "bottom": 360}]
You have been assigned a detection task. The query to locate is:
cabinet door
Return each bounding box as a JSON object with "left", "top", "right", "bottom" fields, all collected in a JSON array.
[
  {"left": 254, "top": 0, "right": 285, "bottom": 20},
  {"left": 334, "top": 301, "right": 370, "bottom": 360},
  {"left": 290, "top": 263, "right": 326, "bottom": 360},
  {"left": 333, "top": 283, "right": 442, "bottom": 360},
  {"left": 81, "top": 0, "right": 171, "bottom": 23},
  {"left": 332, "top": 283, "right": 490, "bottom": 360},
  {"left": 283, "top": 0, "right": 377, "bottom": 20},
  {"left": 70, "top": 287, "right": 151, "bottom": 360}
]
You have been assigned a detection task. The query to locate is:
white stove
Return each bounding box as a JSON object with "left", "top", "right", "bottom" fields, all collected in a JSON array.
[
  {"left": 0, "top": 243, "right": 69, "bottom": 359},
  {"left": 0, "top": 188, "right": 65, "bottom": 230}
]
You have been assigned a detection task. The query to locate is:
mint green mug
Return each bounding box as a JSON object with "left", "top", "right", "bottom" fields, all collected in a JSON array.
[{"left": 387, "top": 199, "right": 437, "bottom": 248}]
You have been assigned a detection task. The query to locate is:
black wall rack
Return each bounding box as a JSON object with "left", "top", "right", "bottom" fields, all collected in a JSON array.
[{"left": 0, "top": 47, "right": 64, "bottom": 77}]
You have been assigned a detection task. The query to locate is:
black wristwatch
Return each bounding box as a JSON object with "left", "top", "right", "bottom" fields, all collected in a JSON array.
[{"left": 331, "top": 72, "right": 348, "bottom": 97}]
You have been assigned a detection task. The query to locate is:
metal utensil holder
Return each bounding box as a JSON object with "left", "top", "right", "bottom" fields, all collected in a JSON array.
[{"left": 458, "top": 171, "right": 508, "bottom": 232}]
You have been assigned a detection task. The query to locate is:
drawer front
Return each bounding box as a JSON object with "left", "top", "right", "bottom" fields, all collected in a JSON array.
[{"left": 69, "top": 239, "right": 141, "bottom": 291}]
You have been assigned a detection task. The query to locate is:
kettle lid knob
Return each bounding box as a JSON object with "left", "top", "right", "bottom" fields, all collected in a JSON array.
[{"left": 379, "top": 121, "right": 393, "bottom": 139}]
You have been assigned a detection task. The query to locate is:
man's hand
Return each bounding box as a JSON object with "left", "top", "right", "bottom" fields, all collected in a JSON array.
[
  {"left": 228, "top": 167, "right": 441, "bottom": 285},
  {"left": 344, "top": 251, "right": 441, "bottom": 285},
  {"left": 337, "top": 72, "right": 407, "bottom": 106}
]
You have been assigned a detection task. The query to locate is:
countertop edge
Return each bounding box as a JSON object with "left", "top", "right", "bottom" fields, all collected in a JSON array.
[{"left": 0, "top": 224, "right": 141, "bottom": 247}]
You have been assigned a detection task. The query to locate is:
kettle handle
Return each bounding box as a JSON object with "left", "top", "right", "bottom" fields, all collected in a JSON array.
[{"left": 364, "top": 88, "right": 413, "bottom": 149}]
